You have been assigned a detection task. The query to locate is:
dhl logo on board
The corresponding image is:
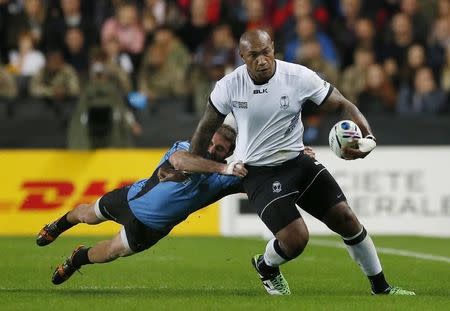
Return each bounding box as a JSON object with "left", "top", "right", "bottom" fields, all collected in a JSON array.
[
  {"left": 0, "top": 150, "right": 219, "bottom": 235},
  {"left": 18, "top": 180, "right": 132, "bottom": 210}
]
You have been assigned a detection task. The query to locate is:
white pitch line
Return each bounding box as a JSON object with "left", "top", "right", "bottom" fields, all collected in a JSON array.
[{"left": 310, "top": 239, "right": 450, "bottom": 264}]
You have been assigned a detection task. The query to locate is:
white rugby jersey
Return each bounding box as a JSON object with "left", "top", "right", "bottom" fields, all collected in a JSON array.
[{"left": 210, "top": 59, "right": 333, "bottom": 166}]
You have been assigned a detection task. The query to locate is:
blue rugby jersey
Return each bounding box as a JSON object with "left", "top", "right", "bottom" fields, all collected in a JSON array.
[{"left": 127, "top": 141, "right": 243, "bottom": 230}]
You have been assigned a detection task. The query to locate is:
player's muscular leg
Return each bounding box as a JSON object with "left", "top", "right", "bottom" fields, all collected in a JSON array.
[
  {"left": 37, "top": 202, "right": 103, "bottom": 246},
  {"left": 321, "top": 201, "right": 362, "bottom": 237},
  {"left": 275, "top": 217, "right": 309, "bottom": 258},
  {"left": 67, "top": 203, "right": 104, "bottom": 225},
  {"left": 88, "top": 233, "right": 134, "bottom": 263}
]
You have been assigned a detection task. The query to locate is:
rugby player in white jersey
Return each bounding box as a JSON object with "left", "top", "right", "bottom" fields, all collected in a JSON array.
[{"left": 189, "top": 29, "right": 415, "bottom": 296}]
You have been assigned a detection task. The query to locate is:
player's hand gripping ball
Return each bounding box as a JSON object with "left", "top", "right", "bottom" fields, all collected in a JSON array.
[{"left": 329, "top": 120, "right": 362, "bottom": 158}]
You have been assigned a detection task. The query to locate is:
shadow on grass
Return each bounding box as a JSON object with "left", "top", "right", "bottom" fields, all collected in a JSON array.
[
  {"left": 0, "top": 287, "right": 260, "bottom": 297},
  {"left": 1, "top": 286, "right": 441, "bottom": 298}
]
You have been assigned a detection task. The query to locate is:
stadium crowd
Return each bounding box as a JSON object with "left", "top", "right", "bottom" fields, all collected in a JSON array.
[{"left": 0, "top": 0, "right": 449, "bottom": 148}]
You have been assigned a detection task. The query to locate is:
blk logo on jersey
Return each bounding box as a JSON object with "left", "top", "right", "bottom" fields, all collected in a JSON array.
[
  {"left": 272, "top": 181, "right": 282, "bottom": 193},
  {"left": 253, "top": 88, "right": 268, "bottom": 94},
  {"left": 280, "top": 96, "right": 289, "bottom": 109}
]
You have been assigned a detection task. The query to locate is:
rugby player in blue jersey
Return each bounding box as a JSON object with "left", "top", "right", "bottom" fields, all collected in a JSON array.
[{"left": 36, "top": 124, "right": 248, "bottom": 284}]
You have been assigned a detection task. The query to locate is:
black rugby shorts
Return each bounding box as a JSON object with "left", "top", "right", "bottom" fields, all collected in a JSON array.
[
  {"left": 243, "top": 153, "right": 346, "bottom": 234},
  {"left": 96, "top": 186, "right": 171, "bottom": 252}
]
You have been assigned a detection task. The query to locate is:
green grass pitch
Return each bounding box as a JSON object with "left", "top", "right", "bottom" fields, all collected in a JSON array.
[{"left": 1, "top": 235, "right": 449, "bottom": 310}]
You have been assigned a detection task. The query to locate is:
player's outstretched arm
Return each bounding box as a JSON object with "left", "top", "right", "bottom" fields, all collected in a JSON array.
[
  {"left": 169, "top": 150, "right": 247, "bottom": 177},
  {"left": 321, "top": 88, "right": 376, "bottom": 159},
  {"left": 190, "top": 104, "right": 225, "bottom": 156}
]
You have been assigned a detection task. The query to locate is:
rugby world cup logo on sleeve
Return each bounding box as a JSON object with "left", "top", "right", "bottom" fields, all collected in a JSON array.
[
  {"left": 272, "top": 181, "right": 282, "bottom": 193},
  {"left": 232, "top": 101, "right": 248, "bottom": 109},
  {"left": 280, "top": 96, "right": 289, "bottom": 110}
]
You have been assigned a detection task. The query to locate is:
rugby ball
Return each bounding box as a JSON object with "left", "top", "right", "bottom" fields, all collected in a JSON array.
[{"left": 328, "top": 120, "right": 362, "bottom": 158}]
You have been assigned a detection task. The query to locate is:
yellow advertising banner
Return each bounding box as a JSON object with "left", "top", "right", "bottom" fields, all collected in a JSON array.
[{"left": 0, "top": 150, "right": 219, "bottom": 236}]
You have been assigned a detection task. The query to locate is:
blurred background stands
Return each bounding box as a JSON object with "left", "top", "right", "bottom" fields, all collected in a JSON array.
[{"left": 0, "top": 0, "right": 449, "bottom": 148}]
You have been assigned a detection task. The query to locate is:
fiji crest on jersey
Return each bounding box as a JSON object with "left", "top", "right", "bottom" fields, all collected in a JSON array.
[{"left": 280, "top": 95, "right": 289, "bottom": 110}]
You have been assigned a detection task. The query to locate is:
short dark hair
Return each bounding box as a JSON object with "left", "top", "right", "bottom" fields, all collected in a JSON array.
[{"left": 216, "top": 124, "right": 237, "bottom": 153}]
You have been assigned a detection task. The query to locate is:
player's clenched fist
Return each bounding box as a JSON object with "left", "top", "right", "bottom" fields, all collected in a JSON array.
[{"left": 222, "top": 160, "right": 248, "bottom": 177}]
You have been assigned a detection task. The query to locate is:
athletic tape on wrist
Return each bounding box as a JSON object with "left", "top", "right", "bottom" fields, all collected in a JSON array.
[
  {"left": 358, "top": 138, "right": 377, "bottom": 153},
  {"left": 225, "top": 160, "right": 238, "bottom": 175}
]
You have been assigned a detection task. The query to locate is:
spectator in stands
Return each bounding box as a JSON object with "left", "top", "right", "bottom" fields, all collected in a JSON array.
[
  {"left": 159, "top": 0, "right": 185, "bottom": 29},
  {"left": 358, "top": 63, "right": 397, "bottom": 114},
  {"left": 383, "top": 13, "right": 418, "bottom": 70},
  {"left": 104, "top": 37, "right": 134, "bottom": 75},
  {"left": 331, "top": 0, "right": 362, "bottom": 68},
  {"left": 30, "top": 49, "right": 80, "bottom": 120},
  {"left": 92, "top": 48, "right": 132, "bottom": 96},
  {"left": 400, "top": 0, "right": 430, "bottom": 42},
  {"left": 138, "top": 27, "right": 190, "bottom": 112},
  {"left": 284, "top": 15, "right": 338, "bottom": 67},
  {"left": 0, "top": 1, "right": 8, "bottom": 62},
  {"left": 276, "top": 0, "right": 332, "bottom": 44},
  {"left": 46, "top": 0, "right": 93, "bottom": 49},
  {"left": 6, "top": 0, "right": 47, "bottom": 51},
  {"left": 141, "top": 0, "right": 173, "bottom": 47},
  {"left": 354, "top": 18, "right": 382, "bottom": 61},
  {"left": 67, "top": 60, "right": 141, "bottom": 149},
  {"left": 8, "top": 31, "right": 45, "bottom": 77},
  {"left": 399, "top": 44, "right": 427, "bottom": 87},
  {"left": 297, "top": 39, "right": 338, "bottom": 85},
  {"left": 190, "top": 23, "right": 238, "bottom": 116},
  {"left": 7, "top": 31, "right": 45, "bottom": 96},
  {"left": 356, "top": 0, "right": 395, "bottom": 22},
  {"left": 143, "top": 0, "right": 167, "bottom": 26},
  {"left": 63, "top": 27, "right": 89, "bottom": 76},
  {"left": 177, "top": 0, "right": 212, "bottom": 53},
  {"left": 437, "top": 0, "right": 450, "bottom": 19},
  {"left": 141, "top": 1, "right": 185, "bottom": 45},
  {"left": 60, "top": 0, "right": 84, "bottom": 26},
  {"left": 397, "top": 66, "right": 447, "bottom": 115},
  {"left": 91, "top": 0, "right": 122, "bottom": 32},
  {"left": 101, "top": 2, "right": 145, "bottom": 66},
  {"left": 441, "top": 44, "right": 450, "bottom": 92},
  {"left": 142, "top": 10, "right": 158, "bottom": 47},
  {"left": 443, "top": 45, "right": 450, "bottom": 113},
  {"left": 242, "top": 0, "right": 271, "bottom": 31},
  {"left": 298, "top": 39, "right": 336, "bottom": 143},
  {"left": 416, "top": 0, "right": 439, "bottom": 22},
  {"left": 428, "top": 17, "right": 450, "bottom": 76},
  {"left": 340, "top": 46, "right": 375, "bottom": 104},
  {"left": 176, "top": 0, "right": 222, "bottom": 25},
  {"left": 0, "top": 65, "right": 18, "bottom": 117}
]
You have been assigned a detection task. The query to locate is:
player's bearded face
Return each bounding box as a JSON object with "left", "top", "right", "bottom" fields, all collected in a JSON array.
[{"left": 207, "top": 133, "right": 232, "bottom": 162}]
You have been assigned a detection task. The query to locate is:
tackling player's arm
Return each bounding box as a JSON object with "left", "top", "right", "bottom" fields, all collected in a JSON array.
[
  {"left": 321, "top": 87, "right": 376, "bottom": 159},
  {"left": 190, "top": 103, "right": 225, "bottom": 156},
  {"left": 169, "top": 150, "right": 247, "bottom": 177},
  {"left": 157, "top": 163, "right": 187, "bottom": 182}
]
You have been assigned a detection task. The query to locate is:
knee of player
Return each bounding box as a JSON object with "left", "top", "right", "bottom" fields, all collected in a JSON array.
[
  {"left": 293, "top": 235, "right": 309, "bottom": 257},
  {"left": 339, "top": 204, "right": 360, "bottom": 227},
  {"left": 116, "top": 248, "right": 134, "bottom": 258},
  {"left": 329, "top": 202, "right": 359, "bottom": 226},
  {"left": 282, "top": 234, "right": 309, "bottom": 258},
  {"left": 107, "top": 243, "right": 132, "bottom": 259},
  {"left": 75, "top": 203, "right": 94, "bottom": 222}
]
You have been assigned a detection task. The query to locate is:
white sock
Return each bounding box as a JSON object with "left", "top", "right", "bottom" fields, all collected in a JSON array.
[
  {"left": 343, "top": 227, "right": 382, "bottom": 276},
  {"left": 263, "top": 238, "right": 289, "bottom": 267}
]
